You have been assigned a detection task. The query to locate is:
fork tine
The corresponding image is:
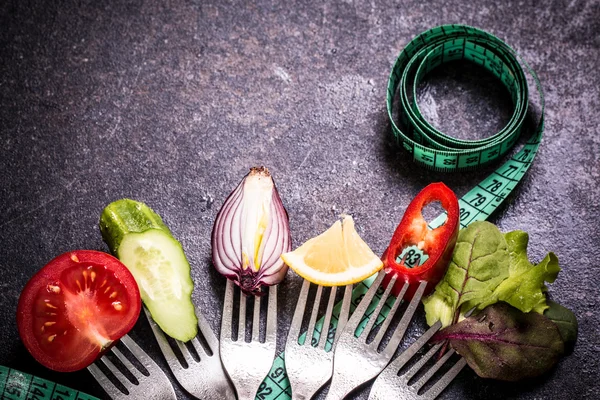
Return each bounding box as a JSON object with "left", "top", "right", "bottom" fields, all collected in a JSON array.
[
  {"left": 403, "top": 342, "right": 443, "bottom": 383},
  {"left": 194, "top": 308, "right": 220, "bottom": 354},
  {"left": 221, "top": 279, "right": 234, "bottom": 341},
  {"left": 288, "top": 279, "right": 310, "bottom": 343},
  {"left": 421, "top": 357, "right": 468, "bottom": 399},
  {"left": 360, "top": 274, "right": 399, "bottom": 340},
  {"left": 306, "top": 285, "right": 323, "bottom": 344},
  {"left": 120, "top": 335, "right": 151, "bottom": 366},
  {"left": 100, "top": 354, "right": 135, "bottom": 392},
  {"left": 387, "top": 321, "right": 443, "bottom": 374},
  {"left": 371, "top": 282, "right": 407, "bottom": 348},
  {"left": 265, "top": 284, "right": 277, "bottom": 343},
  {"left": 333, "top": 284, "right": 353, "bottom": 345},
  {"left": 111, "top": 347, "right": 144, "bottom": 380},
  {"left": 145, "top": 307, "right": 181, "bottom": 369},
  {"left": 411, "top": 345, "right": 454, "bottom": 391},
  {"left": 239, "top": 291, "right": 247, "bottom": 341},
  {"left": 189, "top": 336, "right": 205, "bottom": 358},
  {"left": 317, "top": 285, "right": 337, "bottom": 349},
  {"left": 383, "top": 280, "right": 428, "bottom": 357},
  {"left": 252, "top": 294, "right": 261, "bottom": 341},
  {"left": 344, "top": 271, "right": 386, "bottom": 334},
  {"left": 175, "top": 340, "right": 196, "bottom": 366},
  {"left": 88, "top": 363, "right": 124, "bottom": 398}
]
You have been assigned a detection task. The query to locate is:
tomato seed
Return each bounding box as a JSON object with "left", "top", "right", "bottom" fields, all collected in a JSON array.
[{"left": 47, "top": 284, "right": 60, "bottom": 294}]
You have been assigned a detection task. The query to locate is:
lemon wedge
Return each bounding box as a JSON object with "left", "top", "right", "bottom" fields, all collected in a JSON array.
[{"left": 281, "top": 215, "right": 383, "bottom": 286}]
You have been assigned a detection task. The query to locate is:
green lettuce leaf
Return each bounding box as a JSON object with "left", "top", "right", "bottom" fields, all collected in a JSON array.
[
  {"left": 423, "top": 221, "right": 509, "bottom": 327},
  {"left": 432, "top": 303, "right": 565, "bottom": 381},
  {"left": 478, "top": 230, "right": 560, "bottom": 314}
]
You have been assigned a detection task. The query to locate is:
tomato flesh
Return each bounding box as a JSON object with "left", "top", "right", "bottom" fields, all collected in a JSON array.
[{"left": 17, "top": 251, "right": 141, "bottom": 372}]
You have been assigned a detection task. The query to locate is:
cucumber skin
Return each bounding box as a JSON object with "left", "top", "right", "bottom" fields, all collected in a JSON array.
[
  {"left": 100, "top": 199, "right": 170, "bottom": 255},
  {"left": 99, "top": 199, "right": 198, "bottom": 342}
]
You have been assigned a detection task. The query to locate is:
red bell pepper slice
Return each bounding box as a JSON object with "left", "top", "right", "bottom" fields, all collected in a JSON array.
[{"left": 382, "top": 182, "right": 459, "bottom": 301}]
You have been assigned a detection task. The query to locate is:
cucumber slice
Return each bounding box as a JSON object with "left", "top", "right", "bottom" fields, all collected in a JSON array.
[{"left": 100, "top": 199, "right": 198, "bottom": 342}]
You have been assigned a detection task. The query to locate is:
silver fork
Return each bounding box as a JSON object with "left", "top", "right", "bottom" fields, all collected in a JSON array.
[
  {"left": 325, "top": 271, "right": 428, "bottom": 399},
  {"left": 220, "top": 279, "right": 278, "bottom": 400},
  {"left": 368, "top": 321, "right": 467, "bottom": 400},
  {"left": 145, "top": 306, "right": 235, "bottom": 399},
  {"left": 88, "top": 334, "right": 177, "bottom": 400},
  {"left": 285, "top": 279, "right": 353, "bottom": 400}
]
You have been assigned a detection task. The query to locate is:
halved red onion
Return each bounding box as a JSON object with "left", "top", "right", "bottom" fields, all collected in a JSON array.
[{"left": 211, "top": 167, "right": 291, "bottom": 295}]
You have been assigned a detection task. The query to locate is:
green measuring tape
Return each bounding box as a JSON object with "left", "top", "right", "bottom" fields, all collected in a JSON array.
[
  {"left": 0, "top": 366, "right": 100, "bottom": 400},
  {"left": 255, "top": 23, "right": 544, "bottom": 400},
  {"left": 388, "top": 24, "right": 542, "bottom": 172}
]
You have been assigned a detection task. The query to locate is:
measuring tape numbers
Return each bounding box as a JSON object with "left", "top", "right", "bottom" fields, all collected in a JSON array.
[
  {"left": 257, "top": 24, "right": 545, "bottom": 400},
  {"left": 0, "top": 366, "right": 100, "bottom": 400}
]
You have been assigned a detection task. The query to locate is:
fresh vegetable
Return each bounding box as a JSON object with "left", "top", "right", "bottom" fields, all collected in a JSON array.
[
  {"left": 382, "top": 182, "right": 459, "bottom": 301},
  {"left": 100, "top": 199, "right": 198, "bottom": 342},
  {"left": 423, "top": 222, "right": 560, "bottom": 328},
  {"left": 281, "top": 215, "right": 383, "bottom": 286},
  {"left": 212, "top": 166, "right": 291, "bottom": 295},
  {"left": 423, "top": 221, "right": 509, "bottom": 327},
  {"left": 432, "top": 303, "right": 565, "bottom": 381},
  {"left": 478, "top": 230, "right": 560, "bottom": 314},
  {"left": 544, "top": 300, "right": 578, "bottom": 350},
  {"left": 424, "top": 220, "right": 578, "bottom": 381},
  {"left": 16, "top": 251, "right": 141, "bottom": 372}
]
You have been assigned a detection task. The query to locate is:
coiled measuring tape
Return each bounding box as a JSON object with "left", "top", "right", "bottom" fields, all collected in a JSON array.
[
  {"left": 388, "top": 24, "right": 543, "bottom": 173},
  {"left": 0, "top": 365, "right": 100, "bottom": 400},
  {"left": 255, "top": 24, "right": 544, "bottom": 400}
]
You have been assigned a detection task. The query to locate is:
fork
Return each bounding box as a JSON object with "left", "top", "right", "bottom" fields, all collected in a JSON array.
[
  {"left": 284, "top": 279, "right": 353, "bottom": 400},
  {"left": 220, "top": 279, "right": 278, "bottom": 400},
  {"left": 145, "top": 306, "right": 235, "bottom": 399},
  {"left": 88, "top": 334, "right": 177, "bottom": 400},
  {"left": 368, "top": 321, "right": 467, "bottom": 400},
  {"left": 325, "top": 271, "right": 428, "bottom": 399}
]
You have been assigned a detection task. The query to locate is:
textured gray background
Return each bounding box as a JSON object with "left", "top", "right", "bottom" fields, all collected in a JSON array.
[{"left": 1, "top": 0, "right": 599, "bottom": 399}]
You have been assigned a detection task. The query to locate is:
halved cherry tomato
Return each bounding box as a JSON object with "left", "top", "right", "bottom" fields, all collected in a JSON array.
[
  {"left": 16, "top": 250, "right": 141, "bottom": 372},
  {"left": 382, "top": 183, "right": 459, "bottom": 301}
]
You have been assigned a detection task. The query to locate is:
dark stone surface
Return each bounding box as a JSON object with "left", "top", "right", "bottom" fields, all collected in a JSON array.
[{"left": 1, "top": 0, "right": 598, "bottom": 399}]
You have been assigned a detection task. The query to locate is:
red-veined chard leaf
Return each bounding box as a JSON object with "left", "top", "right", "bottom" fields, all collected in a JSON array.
[{"left": 433, "top": 302, "right": 565, "bottom": 381}]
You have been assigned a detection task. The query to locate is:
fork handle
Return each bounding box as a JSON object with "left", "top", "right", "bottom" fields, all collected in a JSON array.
[{"left": 324, "top": 380, "right": 354, "bottom": 400}]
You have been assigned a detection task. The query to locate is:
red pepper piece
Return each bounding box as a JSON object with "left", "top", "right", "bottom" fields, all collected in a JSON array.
[{"left": 382, "top": 182, "right": 459, "bottom": 301}]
